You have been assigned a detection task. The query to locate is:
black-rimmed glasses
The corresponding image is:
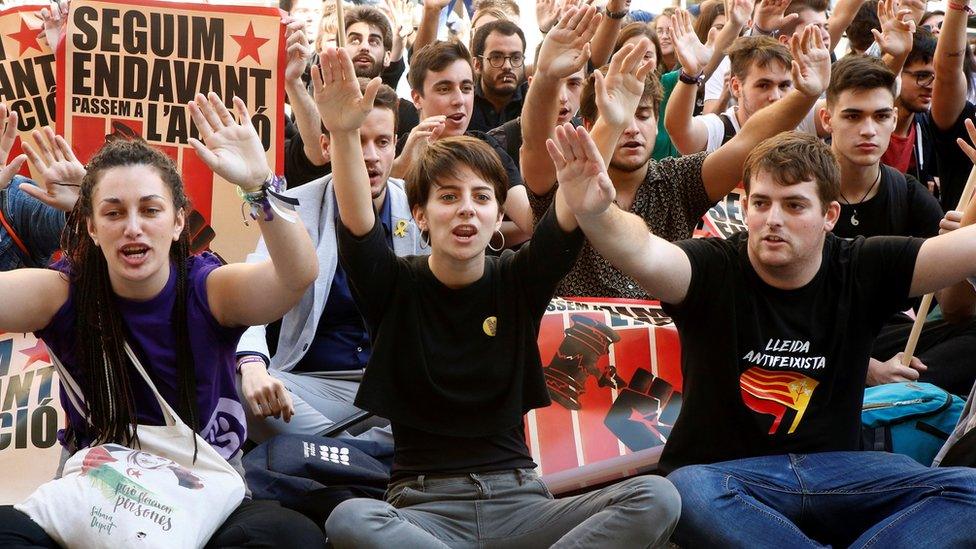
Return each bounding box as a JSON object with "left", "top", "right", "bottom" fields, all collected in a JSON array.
[
  {"left": 903, "top": 69, "right": 935, "bottom": 88},
  {"left": 481, "top": 53, "right": 525, "bottom": 68}
]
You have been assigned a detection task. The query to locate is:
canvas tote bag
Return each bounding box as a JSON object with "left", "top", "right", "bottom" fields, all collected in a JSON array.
[{"left": 16, "top": 343, "right": 245, "bottom": 548}]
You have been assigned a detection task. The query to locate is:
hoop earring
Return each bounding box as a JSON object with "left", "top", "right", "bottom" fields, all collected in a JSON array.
[
  {"left": 420, "top": 230, "right": 430, "bottom": 249},
  {"left": 487, "top": 229, "right": 505, "bottom": 252}
]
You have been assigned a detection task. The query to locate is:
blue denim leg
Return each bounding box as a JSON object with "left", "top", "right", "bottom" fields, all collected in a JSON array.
[
  {"left": 669, "top": 454, "right": 822, "bottom": 548},
  {"left": 669, "top": 451, "right": 976, "bottom": 548}
]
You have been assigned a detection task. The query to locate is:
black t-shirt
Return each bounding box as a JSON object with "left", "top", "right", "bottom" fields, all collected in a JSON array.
[
  {"left": 390, "top": 421, "right": 534, "bottom": 481},
  {"left": 930, "top": 101, "right": 976, "bottom": 211},
  {"left": 659, "top": 232, "right": 923, "bottom": 473},
  {"left": 337, "top": 205, "right": 583, "bottom": 473},
  {"left": 833, "top": 165, "right": 943, "bottom": 239}
]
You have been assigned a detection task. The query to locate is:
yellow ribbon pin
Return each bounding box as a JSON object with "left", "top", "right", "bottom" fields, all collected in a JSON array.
[{"left": 394, "top": 220, "right": 408, "bottom": 238}]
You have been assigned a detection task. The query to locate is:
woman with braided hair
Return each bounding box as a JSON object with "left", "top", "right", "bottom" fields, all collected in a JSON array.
[{"left": 0, "top": 93, "right": 324, "bottom": 547}]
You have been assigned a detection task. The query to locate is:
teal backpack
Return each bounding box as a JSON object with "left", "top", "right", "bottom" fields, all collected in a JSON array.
[{"left": 861, "top": 382, "right": 966, "bottom": 466}]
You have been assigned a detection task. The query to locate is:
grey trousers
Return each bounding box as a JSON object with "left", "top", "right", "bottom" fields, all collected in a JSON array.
[
  {"left": 325, "top": 469, "right": 680, "bottom": 548},
  {"left": 239, "top": 369, "right": 392, "bottom": 444}
]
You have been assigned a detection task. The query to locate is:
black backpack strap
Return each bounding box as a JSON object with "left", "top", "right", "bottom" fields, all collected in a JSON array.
[
  {"left": 884, "top": 165, "right": 910, "bottom": 235},
  {"left": 719, "top": 113, "right": 737, "bottom": 146}
]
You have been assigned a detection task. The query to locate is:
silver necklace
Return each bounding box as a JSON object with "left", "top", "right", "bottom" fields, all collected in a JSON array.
[{"left": 839, "top": 168, "right": 882, "bottom": 227}]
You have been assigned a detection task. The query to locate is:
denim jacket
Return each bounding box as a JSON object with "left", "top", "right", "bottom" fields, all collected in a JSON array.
[{"left": 0, "top": 175, "right": 66, "bottom": 271}]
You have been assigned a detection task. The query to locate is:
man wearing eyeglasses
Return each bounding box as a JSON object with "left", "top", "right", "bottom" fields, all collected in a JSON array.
[
  {"left": 880, "top": 28, "right": 940, "bottom": 193},
  {"left": 468, "top": 19, "right": 528, "bottom": 133}
]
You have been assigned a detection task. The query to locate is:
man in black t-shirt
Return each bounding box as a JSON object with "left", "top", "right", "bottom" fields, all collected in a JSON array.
[
  {"left": 554, "top": 127, "right": 976, "bottom": 546},
  {"left": 823, "top": 55, "right": 976, "bottom": 394}
]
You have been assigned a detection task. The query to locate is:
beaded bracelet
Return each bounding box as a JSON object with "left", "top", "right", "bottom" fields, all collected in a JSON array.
[
  {"left": 237, "top": 173, "right": 299, "bottom": 224},
  {"left": 948, "top": 0, "right": 973, "bottom": 13}
]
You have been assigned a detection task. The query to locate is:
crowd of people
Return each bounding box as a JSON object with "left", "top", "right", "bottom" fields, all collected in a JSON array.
[{"left": 2, "top": 0, "right": 976, "bottom": 546}]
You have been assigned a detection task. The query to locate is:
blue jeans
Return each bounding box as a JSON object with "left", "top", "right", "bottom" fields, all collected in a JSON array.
[
  {"left": 326, "top": 469, "right": 680, "bottom": 548},
  {"left": 668, "top": 451, "right": 976, "bottom": 548}
]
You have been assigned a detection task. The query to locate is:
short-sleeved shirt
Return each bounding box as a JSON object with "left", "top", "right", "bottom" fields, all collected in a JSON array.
[
  {"left": 654, "top": 71, "right": 682, "bottom": 160},
  {"left": 337, "top": 205, "right": 584, "bottom": 474},
  {"left": 37, "top": 254, "right": 248, "bottom": 461},
  {"left": 659, "top": 232, "right": 923, "bottom": 473},
  {"left": 699, "top": 106, "right": 818, "bottom": 153},
  {"left": 529, "top": 152, "right": 711, "bottom": 299},
  {"left": 832, "top": 165, "right": 943, "bottom": 239}
]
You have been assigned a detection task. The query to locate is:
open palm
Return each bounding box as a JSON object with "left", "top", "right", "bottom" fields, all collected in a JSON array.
[
  {"left": 312, "top": 47, "right": 381, "bottom": 134},
  {"left": 20, "top": 127, "right": 84, "bottom": 212},
  {"left": 536, "top": 6, "right": 600, "bottom": 79},
  {"left": 188, "top": 93, "right": 270, "bottom": 190},
  {"left": 548, "top": 123, "right": 616, "bottom": 217},
  {"left": 596, "top": 39, "right": 655, "bottom": 128}
]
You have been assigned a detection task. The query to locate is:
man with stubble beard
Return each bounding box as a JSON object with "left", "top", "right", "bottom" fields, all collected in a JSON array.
[{"left": 468, "top": 19, "right": 528, "bottom": 133}]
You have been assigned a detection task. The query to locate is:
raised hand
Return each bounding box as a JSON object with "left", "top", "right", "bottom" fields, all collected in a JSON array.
[
  {"left": 536, "top": 5, "right": 601, "bottom": 80},
  {"left": 284, "top": 18, "right": 313, "bottom": 83},
  {"left": 789, "top": 25, "right": 831, "bottom": 98},
  {"left": 594, "top": 39, "right": 656, "bottom": 129},
  {"left": 873, "top": 0, "right": 916, "bottom": 59},
  {"left": 20, "top": 127, "right": 84, "bottom": 212},
  {"left": 536, "top": 0, "right": 561, "bottom": 33},
  {"left": 0, "top": 105, "right": 27, "bottom": 192},
  {"left": 670, "top": 8, "right": 711, "bottom": 76},
  {"left": 188, "top": 93, "right": 270, "bottom": 191},
  {"left": 40, "top": 1, "right": 68, "bottom": 50},
  {"left": 754, "top": 0, "right": 798, "bottom": 33},
  {"left": 548, "top": 123, "right": 616, "bottom": 218},
  {"left": 311, "top": 47, "right": 382, "bottom": 135},
  {"left": 728, "top": 0, "right": 756, "bottom": 28},
  {"left": 956, "top": 118, "right": 976, "bottom": 164}
]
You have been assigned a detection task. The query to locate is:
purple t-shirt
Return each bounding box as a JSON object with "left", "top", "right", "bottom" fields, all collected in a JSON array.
[{"left": 36, "top": 253, "right": 248, "bottom": 460}]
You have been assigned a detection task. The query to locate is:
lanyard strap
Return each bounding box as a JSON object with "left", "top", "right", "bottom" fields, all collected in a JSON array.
[{"left": 0, "top": 206, "right": 29, "bottom": 258}]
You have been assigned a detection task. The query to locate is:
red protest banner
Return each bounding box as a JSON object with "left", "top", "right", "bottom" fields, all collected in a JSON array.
[
  {"left": 0, "top": 331, "right": 64, "bottom": 504},
  {"left": 0, "top": 3, "right": 57, "bottom": 179},
  {"left": 701, "top": 186, "right": 747, "bottom": 239},
  {"left": 56, "top": 0, "right": 286, "bottom": 262},
  {"left": 527, "top": 298, "right": 684, "bottom": 490}
]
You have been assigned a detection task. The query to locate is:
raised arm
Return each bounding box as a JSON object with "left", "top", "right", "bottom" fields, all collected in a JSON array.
[
  {"left": 589, "top": 39, "right": 656, "bottom": 163},
  {"left": 21, "top": 127, "right": 85, "bottom": 212},
  {"left": 589, "top": 0, "right": 625, "bottom": 67},
  {"left": 551, "top": 123, "right": 692, "bottom": 303},
  {"left": 753, "top": 0, "right": 799, "bottom": 36},
  {"left": 873, "top": 0, "right": 916, "bottom": 75},
  {"left": 521, "top": 5, "right": 600, "bottom": 196},
  {"left": 413, "top": 0, "right": 449, "bottom": 59},
  {"left": 931, "top": 0, "right": 970, "bottom": 130},
  {"left": 284, "top": 18, "right": 327, "bottom": 167},
  {"left": 827, "top": 0, "right": 867, "bottom": 54},
  {"left": 190, "top": 93, "right": 317, "bottom": 328},
  {"left": 664, "top": 9, "right": 716, "bottom": 155},
  {"left": 312, "top": 47, "right": 382, "bottom": 236},
  {"left": 911, "top": 118, "right": 976, "bottom": 296},
  {"left": 0, "top": 110, "right": 66, "bottom": 333},
  {"left": 701, "top": 25, "right": 831, "bottom": 202}
]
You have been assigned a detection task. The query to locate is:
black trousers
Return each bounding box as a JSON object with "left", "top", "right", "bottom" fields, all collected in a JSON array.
[
  {"left": 872, "top": 314, "right": 976, "bottom": 395},
  {"left": 0, "top": 500, "right": 324, "bottom": 548}
]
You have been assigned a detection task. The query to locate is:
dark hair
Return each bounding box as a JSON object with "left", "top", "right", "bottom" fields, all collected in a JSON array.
[
  {"left": 579, "top": 65, "right": 663, "bottom": 124},
  {"left": 408, "top": 40, "right": 473, "bottom": 94},
  {"left": 920, "top": 10, "right": 945, "bottom": 28},
  {"left": 321, "top": 78, "right": 399, "bottom": 136},
  {"left": 727, "top": 36, "right": 792, "bottom": 81},
  {"left": 743, "top": 132, "right": 840, "bottom": 212},
  {"left": 847, "top": 0, "right": 880, "bottom": 53},
  {"left": 905, "top": 26, "right": 937, "bottom": 68},
  {"left": 405, "top": 136, "right": 509, "bottom": 213},
  {"left": 693, "top": 0, "right": 726, "bottom": 44},
  {"left": 826, "top": 54, "right": 897, "bottom": 106},
  {"left": 613, "top": 22, "right": 664, "bottom": 73},
  {"left": 61, "top": 138, "right": 197, "bottom": 454},
  {"left": 470, "top": 19, "right": 526, "bottom": 58},
  {"left": 345, "top": 6, "right": 393, "bottom": 52}
]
